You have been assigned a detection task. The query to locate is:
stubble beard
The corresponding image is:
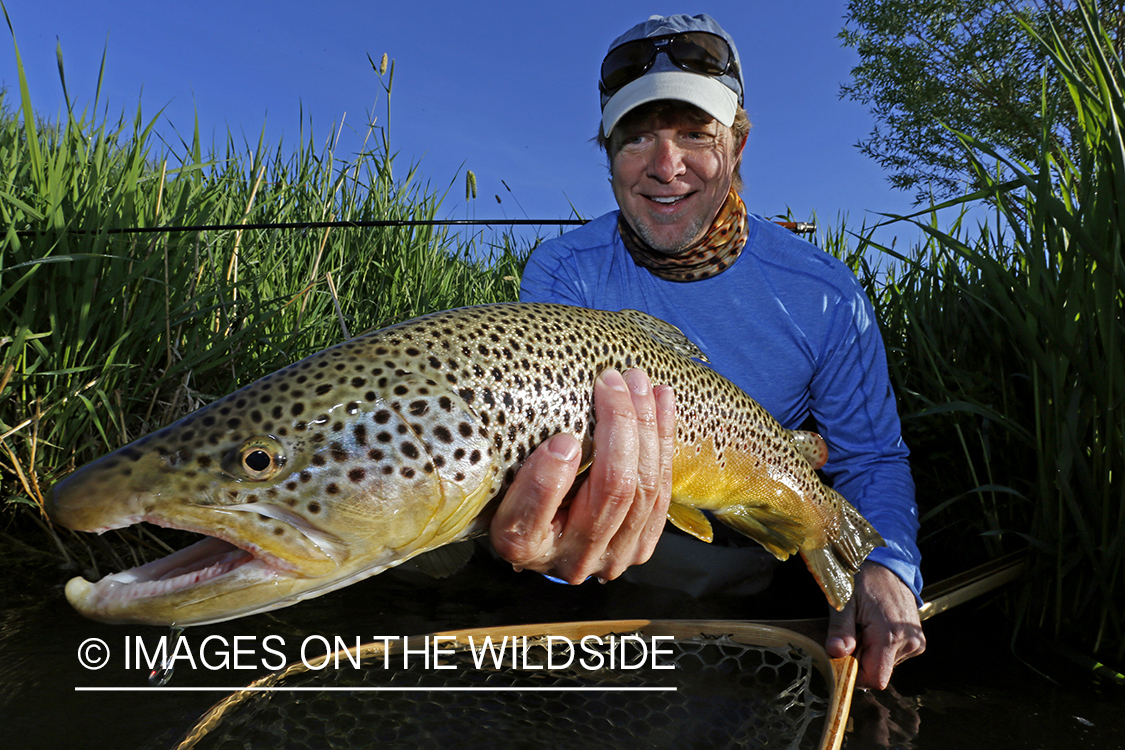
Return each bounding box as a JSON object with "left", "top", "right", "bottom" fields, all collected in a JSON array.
[{"left": 630, "top": 211, "right": 711, "bottom": 256}]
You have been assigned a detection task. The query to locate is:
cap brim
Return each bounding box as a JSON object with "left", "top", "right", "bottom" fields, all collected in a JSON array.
[{"left": 602, "top": 71, "right": 738, "bottom": 136}]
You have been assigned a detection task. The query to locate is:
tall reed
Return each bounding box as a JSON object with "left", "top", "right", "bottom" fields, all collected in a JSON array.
[
  {"left": 0, "top": 36, "right": 532, "bottom": 570},
  {"left": 846, "top": 0, "right": 1123, "bottom": 661}
]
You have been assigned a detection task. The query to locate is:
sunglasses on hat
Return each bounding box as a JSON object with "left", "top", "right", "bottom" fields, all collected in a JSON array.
[{"left": 599, "top": 31, "right": 741, "bottom": 102}]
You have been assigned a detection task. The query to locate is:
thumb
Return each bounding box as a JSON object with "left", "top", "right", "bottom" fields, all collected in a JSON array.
[{"left": 825, "top": 598, "right": 857, "bottom": 658}]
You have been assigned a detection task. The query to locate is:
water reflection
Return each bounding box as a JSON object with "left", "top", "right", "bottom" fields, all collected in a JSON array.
[
  {"left": 5, "top": 553, "right": 1124, "bottom": 750},
  {"left": 846, "top": 684, "right": 921, "bottom": 748}
]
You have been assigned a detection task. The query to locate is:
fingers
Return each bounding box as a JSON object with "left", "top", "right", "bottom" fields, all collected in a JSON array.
[
  {"left": 489, "top": 433, "right": 582, "bottom": 570},
  {"left": 489, "top": 367, "right": 676, "bottom": 585},
  {"left": 568, "top": 369, "right": 675, "bottom": 580},
  {"left": 825, "top": 597, "right": 858, "bottom": 658},
  {"left": 831, "top": 563, "right": 927, "bottom": 690}
]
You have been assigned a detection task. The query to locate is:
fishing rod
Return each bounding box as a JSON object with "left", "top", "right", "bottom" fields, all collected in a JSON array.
[
  {"left": 12, "top": 218, "right": 589, "bottom": 238},
  {"left": 13, "top": 218, "right": 817, "bottom": 238}
]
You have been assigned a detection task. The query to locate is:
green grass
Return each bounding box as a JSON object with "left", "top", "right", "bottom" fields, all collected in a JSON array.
[
  {"left": 811, "top": 1, "right": 1122, "bottom": 664},
  {"left": 0, "top": 32, "right": 535, "bottom": 572}
]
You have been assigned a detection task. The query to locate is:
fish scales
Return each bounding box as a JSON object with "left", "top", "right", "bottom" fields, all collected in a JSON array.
[{"left": 47, "top": 303, "right": 883, "bottom": 626}]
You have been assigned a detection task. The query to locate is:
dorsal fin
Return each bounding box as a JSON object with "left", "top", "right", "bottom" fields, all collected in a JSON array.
[
  {"left": 617, "top": 309, "right": 709, "bottom": 362},
  {"left": 786, "top": 429, "right": 829, "bottom": 470}
]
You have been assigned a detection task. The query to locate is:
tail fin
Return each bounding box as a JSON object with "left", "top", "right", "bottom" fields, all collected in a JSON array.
[{"left": 801, "top": 491, "right": 885, "bottom": 610}]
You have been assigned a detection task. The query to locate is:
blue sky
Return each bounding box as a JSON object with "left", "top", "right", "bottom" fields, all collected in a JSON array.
[{"left": 3, "top": 1, "right": 932, "bottom": 244}]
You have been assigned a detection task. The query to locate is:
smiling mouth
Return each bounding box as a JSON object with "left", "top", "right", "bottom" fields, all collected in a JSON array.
[{"left": 648, "top": 194, "right": 690, "bottom": 205}]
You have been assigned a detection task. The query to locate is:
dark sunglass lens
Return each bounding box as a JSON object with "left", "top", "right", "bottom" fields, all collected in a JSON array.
[
  {"left": 668, "top": 33, "right": 730, "bottom": 75},
  {"left": 601, "top": 40, "right": 656, "bottom": 91}
]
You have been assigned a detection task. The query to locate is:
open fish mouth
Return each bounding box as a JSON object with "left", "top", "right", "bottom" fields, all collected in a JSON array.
[
  {"left": 70, "top": 537, "right": 256, "bottom": 605},
  {"left": 63, "top": 519, "right": 305, "bottom": 620}
]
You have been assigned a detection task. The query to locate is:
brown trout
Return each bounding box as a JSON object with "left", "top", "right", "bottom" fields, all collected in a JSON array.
[{"left": 47, "top": 303, "right": 883, "bottom": 626}]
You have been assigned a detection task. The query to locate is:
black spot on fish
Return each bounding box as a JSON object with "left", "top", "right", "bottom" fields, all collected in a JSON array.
[
  {"left": 307, "top": 501, "right": 321, "bottom": 514},
  {"left": 326, "top": 483, "right": 340, "bottom": 495},
  {"left": 316, "top": 384, "right": 333, "bottom": 396},
  {"left": 374, "top": 410, "right": 391, "bottom": 425},
  {"left": 348, "top": 468, "right": 366, "bottom": 483},
  {"left": 401, "top": 443, "right": 419, "bottom": 459},
  {"left": 433, "top": 426, "right": 453, "bottom": 443},
  {"left": 458, "top": 422, "right": 473, "bottom": 438}
]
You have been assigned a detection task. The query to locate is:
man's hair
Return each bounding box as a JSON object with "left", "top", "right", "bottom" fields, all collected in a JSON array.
[{"left": 595, "top": 102, "right": 751, "bottom": 194}]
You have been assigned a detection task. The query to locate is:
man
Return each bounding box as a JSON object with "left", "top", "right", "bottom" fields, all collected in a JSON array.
[{"left": 489, "top": 13, "right": 925, "bottom": 690}]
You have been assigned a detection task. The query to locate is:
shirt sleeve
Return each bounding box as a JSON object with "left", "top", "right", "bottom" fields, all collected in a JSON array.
[
  {"left": 811, "top": 274, "right": 923, "bottom": 603},
  {"left": 519, "top": 240, "right": 589, "bottom": 306}
]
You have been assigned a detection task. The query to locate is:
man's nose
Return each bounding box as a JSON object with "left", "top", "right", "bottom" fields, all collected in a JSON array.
[{"left": 647, "top": 137, "right": 687, "bottom": 183}]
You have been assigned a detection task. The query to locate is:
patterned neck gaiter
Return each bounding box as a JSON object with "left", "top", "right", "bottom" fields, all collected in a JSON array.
[{"left": 618, "top": 189, "right": 748, "bottom": 282}]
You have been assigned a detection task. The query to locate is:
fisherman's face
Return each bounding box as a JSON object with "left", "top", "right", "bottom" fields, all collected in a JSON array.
[{"left": 609, "top": 104, "right": 740, "bottom": 255}]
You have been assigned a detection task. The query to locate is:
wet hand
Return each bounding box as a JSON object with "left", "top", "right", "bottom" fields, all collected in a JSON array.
[
  {"left": 489, "top": 368, "right": 675, "bottom": 584},
  {"left": 825, "top": 562, "right": 926, "bottom": 690}
]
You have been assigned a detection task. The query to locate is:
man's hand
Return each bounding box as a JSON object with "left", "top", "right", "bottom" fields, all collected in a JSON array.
[
  {"left": 489, "top": 368, "right": 675, "bottom": 584},
  {"left": 826, "top": 562, "right": 926, "bottom": 689}
]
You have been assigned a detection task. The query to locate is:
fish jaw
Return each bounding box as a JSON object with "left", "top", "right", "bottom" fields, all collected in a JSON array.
[{"left": 49, "top": 453, "right": 347, "bottom": 626}]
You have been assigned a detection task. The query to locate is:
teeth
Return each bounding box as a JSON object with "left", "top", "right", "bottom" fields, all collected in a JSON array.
[{"left": 650, "top": 196, "right": 683, "bottom": 204}]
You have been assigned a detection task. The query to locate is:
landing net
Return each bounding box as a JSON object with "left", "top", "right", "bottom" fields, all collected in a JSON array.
[{"left": 175, "top": 620, "right": 853, "bottom": 750}]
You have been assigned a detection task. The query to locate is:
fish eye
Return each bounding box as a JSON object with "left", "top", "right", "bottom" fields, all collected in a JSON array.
[
  {"left": 235, "top": 438, "right": 285, "bottom": 481},
  {"left": 244, "top": 450, "right": 272, "bottom": 472}
]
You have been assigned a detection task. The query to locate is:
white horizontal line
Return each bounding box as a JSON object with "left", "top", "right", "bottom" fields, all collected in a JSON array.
[{"left": 75, "top": 686, "right": 677, "bottom": 693}]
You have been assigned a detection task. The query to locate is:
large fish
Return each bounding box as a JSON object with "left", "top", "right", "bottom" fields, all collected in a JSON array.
[{"left": 47, "top": 303, "right": 883, "bottom": 626}]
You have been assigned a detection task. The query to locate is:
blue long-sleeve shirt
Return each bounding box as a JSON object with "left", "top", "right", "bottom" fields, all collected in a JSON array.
[{"left": 519, "top": 210, "right": 923, "bottom": 602}]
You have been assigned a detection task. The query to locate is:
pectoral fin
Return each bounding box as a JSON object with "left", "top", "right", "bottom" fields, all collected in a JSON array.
[{"left": 407, "top": 539, "right": 476, "bottom": 578}]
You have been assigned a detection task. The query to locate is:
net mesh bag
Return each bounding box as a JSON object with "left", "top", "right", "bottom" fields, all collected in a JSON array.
[{"left": 176, "top": 622, "right": 844, "bottom": 750}]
